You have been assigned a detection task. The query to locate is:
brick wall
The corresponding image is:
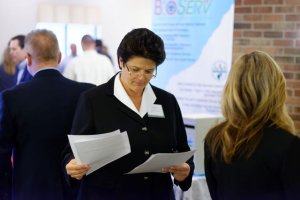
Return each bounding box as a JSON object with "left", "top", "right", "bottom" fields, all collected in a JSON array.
[{"left": 233, "top": 0, "right": 300, "bottom": 133}]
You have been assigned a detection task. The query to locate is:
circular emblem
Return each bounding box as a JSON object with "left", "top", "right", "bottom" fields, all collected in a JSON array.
[
  {"left": 212, "top": 60, "right": 227, "bottom": 81},
  {"left": 166, "top": 1, "right": 176, "bottom": 15}
]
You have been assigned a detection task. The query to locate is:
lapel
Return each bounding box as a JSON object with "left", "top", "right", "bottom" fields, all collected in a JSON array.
[{"left": 104, "top": 74, "right": 147, "bottom": 126}]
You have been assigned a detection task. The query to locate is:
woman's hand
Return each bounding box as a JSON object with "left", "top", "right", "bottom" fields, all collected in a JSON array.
[
  {"left": 162, "top": 163, "right": 190, "bottom": 182},
  {"left": 66, "top": 159, "right": 90, "bottom": 180}
]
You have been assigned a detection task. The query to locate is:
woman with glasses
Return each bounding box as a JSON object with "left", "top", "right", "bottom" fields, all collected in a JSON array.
[{"left": 64, "top": 28, "right": 194, "bottom": 200}]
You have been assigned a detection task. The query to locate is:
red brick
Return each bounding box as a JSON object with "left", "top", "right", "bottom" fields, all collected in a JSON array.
[
  {"left": 235, "top": 0, "right": 242, "bottom": 5},
  {"left": 274, "top": 56, "right": 295, "bottom": 64},
  {"left": 283, "top": 65, "right": 300, "bottom": 71},
  {"left": 273, "top": 23, "right": 295, "bottom": 30},
  {"left": 295, "top": 90, "right": 300, "bottom": 96},
  {"left": 264, "top": 31, "right": 283, "bottom": 38},
  {"left": 286, "top": 15, "right": 300, "bottom": 21},
  {"left": 296, "top": 73, "right": 300, "bottom": 80},
  {"left": 244, "top": 0, "right": 262, "bottom": 4},
  {"left": 253, "top": 7, "right": 273, "bottom": 13},
  {"left": 285, "top": 32, "right": 300, "bottom": 38},
  {"left": 286, "top": 97, "right": 300, "bottom": 105},
  {"left": 234, "top": 31, "right": 242, "bottom": 37},
  {"left": 287, "top": 89, "right": 294, "bottom": 96},
  {"left": 294, "top": 106, "right": 300, "bottom": 113},
  {"left": 264, "top": 0, "right": 284, "bottom": 4},
  {"left": 290, "top": 114, "right": 300, "bottom": 121},
  {"left": 296, "top": 40, "right": 300, "bottom": 47},
  {"left": 284, "top": 72, "right": 295, "bottom": 79},
  {"left": 244, "top": 31, "right": 262, "bottom": 37},
  {"left": 234, "top": 23, "right": 251, "bottom": 29},
  {"left": 286, "top": 81, "right": 300, "bottom": 88},
  {"left": 254, "top": 23, "right": 272, "bottom": 29},
  {"left": 236, "top": 39, "right": 251, "bottom": 45},
  {"left": 273, "top": 39, "right": 294, "bottom": 46},
  {"left": 235, "top": 7, "right": 252, "bottom": 13},
  {"left": 264, "top": 15, "right": 284, "bottom": 21},
  {"left": 250, "top": 39, "right": 272, "bottom": 46},
  {"left": 275, "top": 6, "right": 295, "bottom": 13},
  {"left": 244, "top": 15, "right": 263, "bottom": 21},
  {"left": 286, "top": 0, "right": 300, "bottom": 4},
  {"left": 284, "top": 48, "right": 300, "bottom": 55}
]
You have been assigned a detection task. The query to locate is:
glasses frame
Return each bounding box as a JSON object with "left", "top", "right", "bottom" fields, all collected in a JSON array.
[{"left": 125, "top": 63, "right": 157, "bottom": 78}]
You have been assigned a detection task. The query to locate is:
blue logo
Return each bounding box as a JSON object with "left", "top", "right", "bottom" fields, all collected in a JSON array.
[{"left": 212, "top": 60, "right": 227, "bottom": 81}]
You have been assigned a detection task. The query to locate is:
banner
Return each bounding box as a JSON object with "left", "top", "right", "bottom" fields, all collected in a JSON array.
[{"left": 151, "top": 0, "right": 235, "bottom": 115}]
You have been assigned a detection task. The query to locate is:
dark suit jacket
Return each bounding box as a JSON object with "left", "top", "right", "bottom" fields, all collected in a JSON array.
[
  {"left": 19, "top": 65, "right": 32, "bottom": 84},
  {"left": 0, "top": 65, "right": 18, "bottom": 92},
  {"left": 204, "top": 125, "right": 300, "bottom": 200},
  {"left": 0, "top": 69, "right": 94, "bottom": 200},
  {"left": 63, "top": 74, "right": 194, "bottom": 200}
]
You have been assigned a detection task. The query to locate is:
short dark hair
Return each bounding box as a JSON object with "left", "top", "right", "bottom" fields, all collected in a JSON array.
[
  {"left": 11, "top": 35, "right": 25, "bottom": 49},
  {"left": 81, "top": 35, "right": 94, "bottom": 44},
  {"left": 117, "top": 28, "right": 166, "bottom": 68}
]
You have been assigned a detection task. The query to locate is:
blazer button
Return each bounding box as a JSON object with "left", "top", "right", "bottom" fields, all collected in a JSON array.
[
  {"left": 141, "top": 127, "right": 148, "bottom": 131},
  {"left": 144, "top": 176, "right": 149, "bottom": 180},
  {"left": 144, "top": 150, "right": 150, "bottom": 155}
]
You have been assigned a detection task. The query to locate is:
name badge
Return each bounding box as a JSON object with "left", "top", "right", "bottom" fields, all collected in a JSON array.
[{"left": 148, "top": 104, "right": 165, "bottom": 118}]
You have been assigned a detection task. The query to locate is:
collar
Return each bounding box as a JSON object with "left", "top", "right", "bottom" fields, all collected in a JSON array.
[
  {"left": 33, "top": 67, "right": 59, "bottom": 76},
  {"left": 114, "top": 73, "right": 156, "bottom": 118},
  {"left": 17, "top": 59, "right": 27, "bottom": 69}
]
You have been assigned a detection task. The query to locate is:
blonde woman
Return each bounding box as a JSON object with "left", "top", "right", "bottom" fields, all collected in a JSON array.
[
  {"left": 204, "top": 50, "right": 300, "bottom": 200},
  {"left": 0, "top": 47, "right": 18, "bottom": 91}
]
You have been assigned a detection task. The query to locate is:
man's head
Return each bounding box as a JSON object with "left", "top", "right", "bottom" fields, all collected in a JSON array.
[
  {"left": 70, "top": 43, "right": 77, "bottom": 56},
  {"left": 9, "top": 35, "right": 26, "bottom": 64},
  {"left": 25, "top": 29, "right": 61, "bottom": 75},
  {"left": 81, "top": 35, "right": 95, "bottom": 51}
]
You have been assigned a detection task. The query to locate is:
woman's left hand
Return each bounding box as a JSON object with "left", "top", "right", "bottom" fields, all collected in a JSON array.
[{"left": 162, "top": 163, "right": 190, "bottom": 182}]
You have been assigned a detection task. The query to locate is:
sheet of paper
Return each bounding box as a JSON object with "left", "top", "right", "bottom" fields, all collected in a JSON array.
[
  {"left": 68, "top": 130, "right": 121, "bottom": 164},
  {"left": 68, "top": 130, "right": 131, "bottom": 175},
  {"left": 127, "top": 150, "right": 196, "bottom": 174}
]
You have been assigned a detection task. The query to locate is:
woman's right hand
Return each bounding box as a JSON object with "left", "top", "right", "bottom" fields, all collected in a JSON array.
[{"left": 66, "top": 159, "right": 90, "bottom": 180}]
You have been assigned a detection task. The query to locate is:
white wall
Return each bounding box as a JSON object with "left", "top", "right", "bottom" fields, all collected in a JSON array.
[{"left": 0, "top": 0, "right": 152, "bottom": 67}]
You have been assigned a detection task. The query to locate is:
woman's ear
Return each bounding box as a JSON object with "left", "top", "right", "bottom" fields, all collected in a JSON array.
[{"left": 118, "top": 57, "right": 124, "bottom": 70}]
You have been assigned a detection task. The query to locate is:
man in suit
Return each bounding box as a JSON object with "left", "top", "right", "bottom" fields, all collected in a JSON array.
[
  {"left": 9, "top": 35, "right": 32, "bottom": 84},
  {"left": 0, "top": 29, "right": 95, "bottom": 200}
]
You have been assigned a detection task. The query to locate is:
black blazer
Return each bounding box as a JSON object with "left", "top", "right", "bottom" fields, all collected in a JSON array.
[
  {"left": 0, "top": 69, "right": 94, "bottom": 200},
  {"left": 204, "top": 125, "right": 300, "bottom": 200},
  {"left": 63, "top": 74, "right": 194, "bottom": 200}
]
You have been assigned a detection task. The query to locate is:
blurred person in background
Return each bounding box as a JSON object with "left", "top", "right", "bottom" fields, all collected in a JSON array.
[
  {"left": 9, "top": 35, "right": 32, "bottom": 84},
  {"left": 63, "top": 35, "right": 115, "bottom": 85},
  {"left": 58, "top": 43, "right": 77, "bottom": 73},
  {"left": 0, "top": 47, "right": 18, "bottom": 92},
  {"left": 95, "top": 39, "right": 113, "bottom": 65}
]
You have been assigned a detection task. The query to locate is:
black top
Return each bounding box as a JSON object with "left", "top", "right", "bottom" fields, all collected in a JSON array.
[
  {"left": 63, "top": 74, "right": 194, "bottom": 200},
  {"left": 205, "top": 125, "right": 300, "bottom": 200}
]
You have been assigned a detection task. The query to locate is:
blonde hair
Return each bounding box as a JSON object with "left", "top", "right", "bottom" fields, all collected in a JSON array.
[
  {"left": 2, "top": 47, "right": 17, "bottom": 75},
  {"left": 205, "top": 50, "right": 295, "bottom": 163}
]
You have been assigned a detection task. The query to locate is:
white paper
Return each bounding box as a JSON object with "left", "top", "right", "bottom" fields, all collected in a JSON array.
[
  {"left": 68, "top": 130, "right": 131, "bottom": 175},
  {"left": 127, "top": 150, "right": 196, "bottom": 174},
  {"left": 68, "top": 130, "right": 121, "bottom": 164}
]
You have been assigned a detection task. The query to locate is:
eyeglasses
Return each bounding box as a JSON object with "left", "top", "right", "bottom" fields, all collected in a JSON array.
[{"left": 125, "top": 63, "right": 157, "bottom": 78}]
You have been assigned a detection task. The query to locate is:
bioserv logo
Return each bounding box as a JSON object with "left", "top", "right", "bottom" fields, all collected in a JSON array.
[
  {"left": 154, "top": 0, "right": 213, "bottom": 15},
  {"left": 211, "top": 60, "right": 227, "bottom": 81}
]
